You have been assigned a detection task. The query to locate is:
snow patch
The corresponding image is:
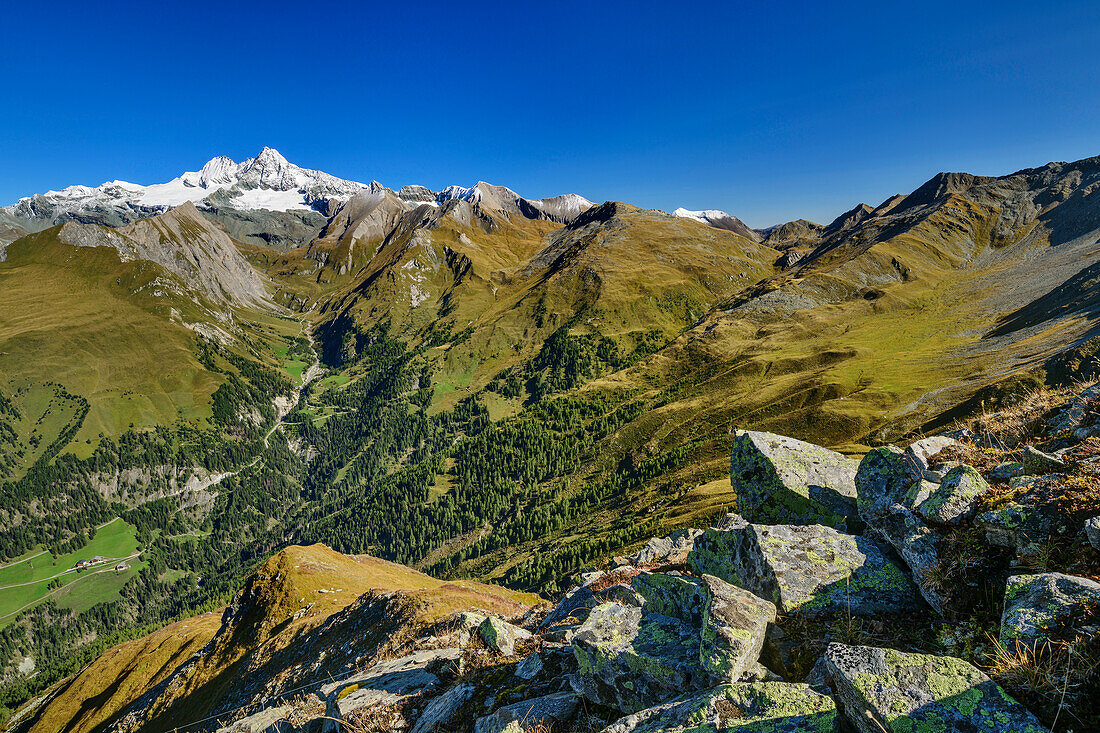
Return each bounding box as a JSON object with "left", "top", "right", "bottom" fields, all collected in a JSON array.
[{"left": 673, "top": 207, "right": 732, "bottom": 223}]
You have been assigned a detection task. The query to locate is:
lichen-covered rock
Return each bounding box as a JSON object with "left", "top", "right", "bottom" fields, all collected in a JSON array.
[
  {"left": 825, "top": 643, "right": 1047, "bottom": 733},
  {"left": 409, "top": 683, "right": 475, "bottom": 733},
  {"left": 571, "top": 603, "right": 709, "bottom": 713},
  {"left": 515, "top": 651, "right": 544, "bottom": 680},
  {"left": 1085, "top": 515, "right": 1100, "bottom": 551},
  {"left": 540, "top": 585, "right": 597, "bottom": 631},
  {"left": 1046, "top": 384, "right": 1100, "bottom": 432},
  {"left": 1022, "top": 445, "right": 1064, "bottom": 473},
  {"left": 903, "top": 478, "right": 939, "bottom": 508},
  {"left": 628, "top": 528, "right": 703, "bottom": 567},
  {"left": 869, "top": 504, "right": 946, "bottom": 614},
  {"left": 905, "top": 436, "right": 961, "bottom": 475},
  {"left": 474, "top": 691, "right": 580, "bottom": 733},
  {"left": 601, "top": 682, "right": 837, "bottom": 733},
  {"left": 730, "top": 430, "right": 859, "bottom": 528},
  {"left": 479, "top": 616, "right": 532, "bottom": 656},
  {"left": 859, "top": 452, "right": 978, "bottom": 614},
  {"left": 803, "top": 655, "right": 832, "bottom": 695},
  {"left": 632, "top": 572, "right": 708, "bottom": 626},
  {"left": 598, "top": 583, "right": 647, "bottom": 607},
  {"left": 629, "top": 572, "right": 776, "bottom": 683},
  {"left": 741, "top": 661, "right": 783, "bottom": 683},
  {"left": 1000, "top": 572, "right": 1100, "bottom": 645},
  {"left": 916, "top": 465, "right": 990, "bottom": 525},
  {"left": 855, "top": 446, "right": 922, "bottom": 522},
  {"left": 989, "top": 461, "right": 1025, "bottom": 481},
  {"left": 688, "top": 523, "right": 923, "bottom": 617},
  {"left": 975, "top": 475, "right": 1074, "bottom": 553},
  {"left": 698, "top": 575, "right": 777, "bottom": 682}
]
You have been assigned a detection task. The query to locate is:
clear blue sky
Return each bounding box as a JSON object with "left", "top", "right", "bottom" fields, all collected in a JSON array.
[{"left": 2, "top": 1, "right": 1099, "bottom": 227}]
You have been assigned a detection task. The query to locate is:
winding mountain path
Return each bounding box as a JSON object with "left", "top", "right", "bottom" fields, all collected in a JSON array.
[{"left": 233, "top": 319, "right": 322, "bottom": 475}]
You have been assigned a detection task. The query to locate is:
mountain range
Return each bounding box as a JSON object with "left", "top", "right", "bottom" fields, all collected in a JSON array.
[{"left": 3, "top": 147, "right": 1100, "bottom": 729}]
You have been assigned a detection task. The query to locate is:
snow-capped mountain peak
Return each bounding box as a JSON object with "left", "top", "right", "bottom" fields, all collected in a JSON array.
[
  {"left": 238, "top": 147, "right": 300, "bottom": 191},
  {"left": 672, "top": 207, "right": 760, "bottom": 241},
  {"left": 2, "top": 150, "right": 596, "bottom": 230},
  {"left": 4, "top": 148, "right": 369, "bottom": 221},
  {"left": 197, "top": 156, "right": 237, "bottom": 187},
  {"left": 432, "top": 182, "right": 594, "bottom": 222},
  {"left": 672, "top": 207, "right": 731, "bottom": 222}
]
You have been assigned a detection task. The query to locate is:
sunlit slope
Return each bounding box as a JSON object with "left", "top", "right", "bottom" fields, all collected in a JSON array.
[
  {"left": 0, "top": 207, "right": 297, "bottom": 476},
  {"left": 295, "top": 198, "right": 779, "bottom": 407},
  {"left": 0, "top": 231, "right": 223, "bottom": 464},
  {"left": 433, "top": 157, "right": 1100, "bottom": 583},
  {"left": 12, "top": 612, "right": 221, "bottom": 733},
  {"left": 622, "top": 157, "right": 1100, "bottom": 448},
  {"left": 90, "top": 544, "right": 536, "bottom": 733}
]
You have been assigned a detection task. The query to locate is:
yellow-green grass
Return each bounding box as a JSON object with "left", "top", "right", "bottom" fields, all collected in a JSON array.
[
  {"left": 107, "top": 545, "right": 539, "bottom": 733},
  {"left": 426, "top": 457, "right": 456, "bottom": 503},
  {"left": 17, "top": 611, "right": 222, "bottom": 733},
  {"left": 157, "top": 569, "right": 189, "bottom": 583},
  {"left": 54, "top": 559, "right": 148, "bottom": 613},
  {"left": 284, "top": 359, "right": 307, "bottom": 380},
  {"left": 291, "top": 202, "right": 776, "bottom": 416},
  {"left": 0, "top": 234, "right": 223, "bottom": 450},
  {"left": 480, "top": 392, "right": 523, "bottom": 422},
  {"left": 316, "top": 373, "right": 350, "bottom": 390},
  {"left": 0, "top": 233, "right": 309, "bottom": 470},
  {"left": 0, "top": 518, "right": 140, "bottom": 627},
  {"left": 0, "top": 384, "right": 85, "bottom": 476},
  {"left": 445, "top": 240, "right": 1058, "bottom": 582}
]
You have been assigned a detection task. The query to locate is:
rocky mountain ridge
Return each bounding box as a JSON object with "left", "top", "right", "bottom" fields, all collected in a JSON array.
[
  {"left": 2, "top": 149, "right": 599, "bottom": 239},
  {"left": 47, "top": 201, "right": 272, "bottom": 308}
]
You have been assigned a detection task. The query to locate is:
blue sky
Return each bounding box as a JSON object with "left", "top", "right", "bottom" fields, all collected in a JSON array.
[{"left": 2, "top": 1, "right": 1099, "bottom": 227}]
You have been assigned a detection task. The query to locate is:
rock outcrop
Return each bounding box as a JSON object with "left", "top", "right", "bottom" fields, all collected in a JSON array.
[
  {"left": 825, "top": 643, "right": 1048, "bottom": 733},
  {"left": 572, "top": 602, "right": 709, "bottom": 713},
  {"left": 916, "top": 464, "right": 990, "bottom": 525},
  {"left": 975, "top": 475, "right": 1076, "bottom": 553},
  {"left": 688, "top": 522, "right": 923, "bottom": 616},
  {"left": 1000, "top": 572, "right": 1100, "bottom": 645},
  {"left": 602, "top": 682, "right": 837, "bottom": 733},
  {"left": 20, "top": 412, "right": 1100, "bottom": 732},
  {"left": 1087, "top": 515, "right": 1100, "bottom": 550},
  {"left": 474, "top": 691, "right": 580, "bottom": 733},
  {"left": 478, "top": 616, "right": 532, "bottom": 656},
  {"left": 730, "top": 430, "right": 860, "bottom": 528}
]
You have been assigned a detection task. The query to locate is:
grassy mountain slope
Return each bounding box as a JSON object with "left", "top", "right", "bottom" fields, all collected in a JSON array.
[
  {"left": 296, "top": 197, "right": 778, "bottom": 410},
  {"left": 7, "top": 154, "right": 1100, "bottom": 729},
  {"left": 289, "top": 155, "right": 1100, "bottom": 593},
  {"left": 9, "top": 611, "right": 221, "bottom": 733},
  {"left": 0, "top": 209, "right": 299, "bottom": 475},
  {"left": 0, "top": 230, "right": 222, "bottom": 466},
  {"left": 0, "top": 205, "right": 311, "bottom": 705},
  {"left": 29, "top": 544, "right": 536, "bottom": 733}
]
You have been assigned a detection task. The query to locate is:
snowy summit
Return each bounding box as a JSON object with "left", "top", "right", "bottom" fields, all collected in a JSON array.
[{"left": 3, "top": 148, "right": 597, "bottom": 226}]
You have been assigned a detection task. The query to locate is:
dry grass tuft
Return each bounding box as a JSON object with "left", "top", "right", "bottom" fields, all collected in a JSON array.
[
  {"left": 983, "top": 598, "right": 1100, "bottom": 731},
  {"left": 586, "top": 567, "right": 644, "bottom": 592},
  {"left": 955, "top": 380, "right": 1097, "bottom": 449}
]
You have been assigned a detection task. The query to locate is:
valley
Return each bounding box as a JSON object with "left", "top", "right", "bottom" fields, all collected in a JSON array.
[{"left": 3, "top": 148, "right": 1100, "bottom": 729}]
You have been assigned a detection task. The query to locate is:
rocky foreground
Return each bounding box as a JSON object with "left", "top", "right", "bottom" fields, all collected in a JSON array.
[{"left": 10, "top": 387, "right": 1100, "bottom": 733}]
